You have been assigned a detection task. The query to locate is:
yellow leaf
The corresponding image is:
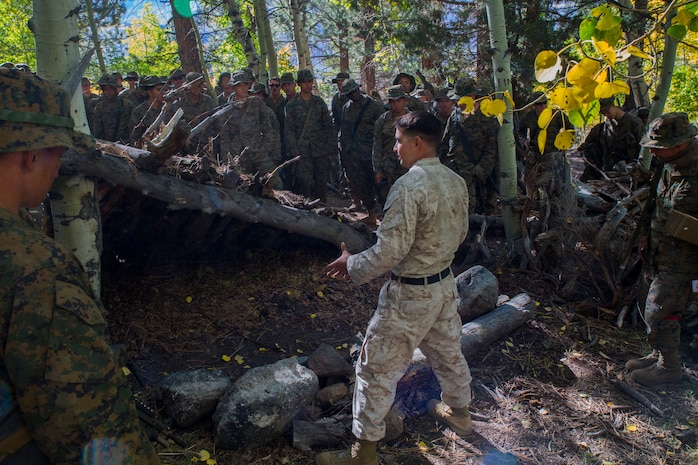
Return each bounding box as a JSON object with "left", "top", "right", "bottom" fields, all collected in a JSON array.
[
  {"left": 503, "top": 90, "right": 515, "bottom": 107},
  {"left": 535, "top": 301, "right": 541, "bottom": 306},
  {"left": 317, "top": 291, "right": 324, "bottom": 298},
  {"left": 572, "top": 78, "right": 598, "bottom": 104},
  {"left": 550, "top": 87, "right": 581, "bottom": 111},
  {"left": 480, "top": 98, "right": 507, "bottom": 117},
  {"left": 567, "top": 58, "right": 601, "bottom": 85},
  {"left": 221, "top": 354, "right": 231, "bottom": 362},
  {"left": 457, "top": 96, "right": 475, "bottom": 113},
  {"left": 417, "top": 440, "right": 428, "bottom": 451},
  {"left": 198, "top": 450, "right": 211, "bottom": 461},
  {"left": 537, "top": 129, "right": 547, "bottom": 154},
  {"left": 554, "top": 130, "right": 575, "bottom": 150},
  {"left": 626, "top": 424, "right": 638, "bottom": 432},
  {"left": 592, "top": 38, "right": 616, "bottom": 67},
  {"left": 121, "top": 366, "right": 132, "bottom": 376},
  {"left": 206, "top": 460, "right": 217, "bottom": 465},
  {"left": 596, "top": 11, "right": 622, "bottom": 31},
  {"left": 243, "top": 365, "right": 250, "bottom": 369},
  {"left": 624, "top": 45, "right": 652, "bottom": 60},
  {"left": 296, "top": 349, "right": 304, "bottom": 353},
  {"left": 248, "top": 297, "right": 255, "bottom": 301},
  {"left": 258, "top": 347, "right": 267, "bottom": 352},
  {"left": 185, "top": 296, "right": 193, "bottom": 303},
  {"left": 537, "top": 107, "right": 553, "bottom": 129},
  {"left": 310, "top": 313, "right": 317, "bottom": 319},
  {"left": 535, "top": 51, "right": 562, "bottom": 83},
  {"left": 674, "top": 8, "right": 695, "bottom": 27},
  {"left": 234, "top": 355, "right": 244, "bottom": 364},
  {"left": 286, "top": 290, "right": 292, "bottom": 296},
  {"left": 561, "top": 325, "right": 567, "bottom": 331}
]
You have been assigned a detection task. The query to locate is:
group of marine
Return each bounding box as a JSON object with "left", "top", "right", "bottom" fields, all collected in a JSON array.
[{"left": 3, "top": 61, "right": 651, "bottom": 227}]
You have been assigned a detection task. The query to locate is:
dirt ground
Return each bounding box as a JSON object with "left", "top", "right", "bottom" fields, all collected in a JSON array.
[{"left": 102, "top": 214, "right": 698, "bottom": 465}]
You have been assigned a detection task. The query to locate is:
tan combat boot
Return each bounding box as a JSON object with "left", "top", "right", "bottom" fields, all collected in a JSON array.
[
  {"left": 625, "top": 350, "right": 659, "bottom": 371},
  {"left": 427, "top": 400, "right": 473, "bottom": 436},
  {"left": 316, "top": 439, "right": 378, "bottom": 465},
  {"left": 631, "top": 320, "right": 682, "bottom": 386}
]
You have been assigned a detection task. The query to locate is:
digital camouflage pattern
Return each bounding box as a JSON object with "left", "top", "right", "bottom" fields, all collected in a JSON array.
[
  {"left": 340, "top": 95, "right": 384, "bottom": 211},
  {"left": 128, "top": 100, "right": 173, "bottom": 146},
  {"left": 0, "top": 68, "right": 94, "bottom": 154},
  {"left": 372, "top": 109, "right": 408, "bottom": 187},
  {"left": 331, "top": 91, "right": 349, "bottom": 133},
  {"left": 175, "top": 91, "right": 215, "bottom": 125},
  {"left": 284, "top": 93, "right": 334, "bottom": 200},
  {"left": 346, "top": 157, "right": 472, "bottom": 441},
  {"left": 0, "top": 209, "right": 159, "bottom": 465},
  {"left": 92, "top": 95, "right": 135, "bottom": 142},
  {"left": 439, "top": 108, "right": 499, "bottom": 213},
  {"left": 580, "top": 111, "right": 644, "bottom": 173},
  {"left": 219, "top": 97, "right": 282, "bottom": 189}
]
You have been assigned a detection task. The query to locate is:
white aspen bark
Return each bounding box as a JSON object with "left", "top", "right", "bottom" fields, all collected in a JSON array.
[
  {"left": 33, "top": 0, "right": 102, "bottom": 296},
  {"left": 485, "top": 0, "right": 522, "bottom": 251},
  {"left": 289, "top": 0, "right": 313, "bottom": 72}
]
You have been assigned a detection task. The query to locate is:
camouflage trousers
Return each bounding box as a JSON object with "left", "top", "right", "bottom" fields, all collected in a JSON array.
[
  {"left": 238, "top": 149, "right": 282, "bottom": 190},
  {"left": 642, "top": 269, "right": 695, "bottom": 333},
  {"left": 342, "top": 154, "right": 376, "bottom": 210},
  {"left": 352, "top": 277, "right": 472, "bottom": 441},
  {"left": 295, "top": 155, "right": 329, "bottom": 202}
]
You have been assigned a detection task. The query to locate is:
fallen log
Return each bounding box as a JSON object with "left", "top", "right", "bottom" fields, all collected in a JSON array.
[{"left": 60, "top": 150, "right": 371, "bottom": 253}]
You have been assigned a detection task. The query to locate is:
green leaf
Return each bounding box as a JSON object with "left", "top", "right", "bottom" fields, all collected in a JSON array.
[
  {"left": 579, "top": 18, "right": 597, "bottom": 41},
  {"left": 687, "top": 2, "right": 698, "bottom": 14},
  {"left": 689, "top": 16, "right": 698, "bottom": 33},
  {"left": 593, "top": 26, "right": 623, "bottom": 47},
  {"left": 668, "top": 24, "right": 688, "bottom": 41}
]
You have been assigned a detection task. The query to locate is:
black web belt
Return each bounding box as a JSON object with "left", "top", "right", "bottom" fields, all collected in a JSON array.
[{"left": 390, "top": 267, "right": 451, "bottom": 285}]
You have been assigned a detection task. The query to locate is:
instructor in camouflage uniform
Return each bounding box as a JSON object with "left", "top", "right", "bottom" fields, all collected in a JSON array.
[
  {"left": 92, "top": 74, "right": 135, "bottom": 142},
  {"left": 321, "top": 112, "right": 473, "bottom": 465},
  {"left": 626, "top": 112, "right": 698, "bottom": 387},
  {"left": 0, "top": 68, "right": 160, "bottom": 464}
]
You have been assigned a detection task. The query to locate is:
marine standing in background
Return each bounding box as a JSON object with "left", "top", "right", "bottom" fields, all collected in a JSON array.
[
  {"left": 626, "top": 112, "right": 698, "bottom": 387},
  {"left": 439, "top": 77, "right": 499, "bottom": 214},
  {"left": 128, "top": 76, "right": 170, "bottom": 146},
  {"left": 330, "top": 72, "right": 350, "bottom": 134},
  {"left": 284, "top": 69, "right": 334, "bottom": 201},
  {"left": 339, "top": 79, "right": 385, "bottom": 225},
  {"left": 372, "top": 85, "right": 409, "bottom": 210},
  {"left": 0, "top": 67, "right": 160, "bottom": 465},
  {"left": 175, "top": 72, "right": 215, "bottom": 125},
  {"left": 579, "top": 96, "right": 645, "bottom": 181},
  {"left": 92, "top": 74, "right": 135, "bottom": 142},
  {"left": 392, "top": 72, "right": 425, "bottom": 112}
]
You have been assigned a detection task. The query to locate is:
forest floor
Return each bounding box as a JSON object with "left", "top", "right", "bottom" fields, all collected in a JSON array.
[{"left": 103, "top": 214, "right": 698, "bottom": 465}]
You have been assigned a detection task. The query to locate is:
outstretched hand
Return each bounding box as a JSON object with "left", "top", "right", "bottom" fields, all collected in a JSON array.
[{"left": 325, "top": 242, "right": 351, "bottom": 280}]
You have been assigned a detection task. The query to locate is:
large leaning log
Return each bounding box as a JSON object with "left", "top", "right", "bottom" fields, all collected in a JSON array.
[
  {"left": 60, "top": 150, "right": 371, "bottom": 253},
  {"left": 394, "top": 293, "right": 535, "bottom": 415}
]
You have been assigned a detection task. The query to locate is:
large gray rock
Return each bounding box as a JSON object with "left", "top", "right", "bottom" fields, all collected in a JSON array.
[
  {"left": 159, "top": 368, "right": 231, "bottom": 428},
  {"left": 306, "top": 343, "right": 354, "bottom": 378},
  {"left": 455, "top": 265, "right": 499, "bottom": 322},
  {"left": 213, "top": 357, "right": 319, "bottom": 449}
]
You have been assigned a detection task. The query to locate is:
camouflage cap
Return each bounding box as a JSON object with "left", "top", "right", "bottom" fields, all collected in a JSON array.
[
  {"left": 296, "top": 69, "right": 314, "bottom": 82},
  {"left": 599, "top": 97, "right": 615, "bottom": 110},
  {"left": 231, "top": 69, "right": 252, "bottom": 85},
  {"left": 386, "top": 85, "right": 408, "bottom": 100},
  {"left": 185, "top": 71, "right": 203, "bottom": 83},
  {"left": 341, "top": 78, "right": 360, "bottom": 96},
  {"left": 280, "top": 72, "right": 295, "bottom": 84},
  {"left": 0, "top": 68, "right": 95, "bottom": 154},
  {"left": 641, "top": 112, "right": 698, "bottom": 149},
  {"left": 97, "top": 74, "right": 117, "bottom": 88},
  {"left": 434, "top": 87, "right": 452, "bottom": 101},
  {"left": 392, "top": 72, "right": 416, "bottom": 92},
  {"left": 249, "top": 82, "right": 268, "bottom": 95},
  {"left": 450, "top": 77, "right": 483, "bottom": 98},
  {"left": 140, "top": 75, "right": 165, "bottom": 88},
  {"left": 125, "top": 71, "right": 138, "bottom": 80},
  {"left": 332, "top": 72, "right": 350, "bottom": 83},
  {"left": 169, "top": 68, "right": 185, "bottom": 80}
]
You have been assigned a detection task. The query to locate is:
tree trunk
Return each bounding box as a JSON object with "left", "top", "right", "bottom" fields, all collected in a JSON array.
[
  {"left": 485, "top": 0, "right": 522, "bottom": 251},
  {"left": 84, "top": 0, "right": 106, "bottom": 75},
  {"left": 620, "top": 0, "right": 651, "bottom": 109},
  {"left": 289, "top": 0, "right": 312, "bottom": 72},
  {"left": 255, "top": 0, "right": 276, "bottom": 80},
  {"left": 641, "top": 1, "right": 678, "bottom": 167},
  {"left": 59, "top": 151, "right": 372, "bottom": 254},
  {"left": 33, "top": 0, "right": 102, "bottom": 296},
  {"left": 359, "top": 3, "right": 377, "bottom": 96},
  {"left": 225, "top": 0, "right": 261, "bottom": 76},
  {"left": 170, "top": 0, "right": 201, "bottom": 73}
]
